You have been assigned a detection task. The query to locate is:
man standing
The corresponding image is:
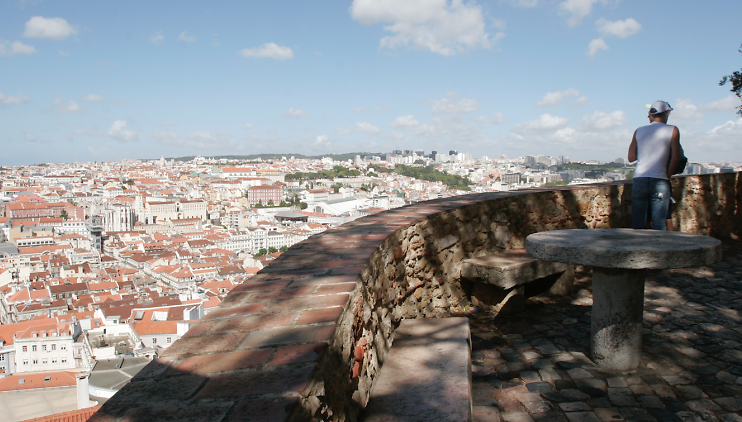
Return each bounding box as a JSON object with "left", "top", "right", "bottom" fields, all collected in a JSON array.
[{"left": 628, "top": 100, "right": 681, "bottom": 230}]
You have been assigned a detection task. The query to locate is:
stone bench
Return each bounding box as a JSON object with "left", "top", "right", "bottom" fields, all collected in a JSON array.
[
  {"left": 361, "top": 318, "right": 472, "bottom": 422},
  {"left": 461, "top": 249, "right": 575, "bottom": 315}
]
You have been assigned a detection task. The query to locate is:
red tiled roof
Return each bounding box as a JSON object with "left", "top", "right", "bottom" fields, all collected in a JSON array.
[
  {"left": 0, "top": 371, "right": 76, "bottom": 392},
  {"left": 19, "top": 405, "right": 102, "bottom": 422}
]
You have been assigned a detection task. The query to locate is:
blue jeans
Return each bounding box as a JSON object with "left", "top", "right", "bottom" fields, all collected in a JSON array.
[{"left": 632, "top": 177, "right": 671, "bottom": 230}]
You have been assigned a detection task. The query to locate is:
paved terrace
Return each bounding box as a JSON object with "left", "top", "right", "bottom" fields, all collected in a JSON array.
[
  {"left": 470, "top": 240, "right": 742, "bottom": 422},
  {"left": 90, "top": 173, "right": 742, "bottom": 422}
]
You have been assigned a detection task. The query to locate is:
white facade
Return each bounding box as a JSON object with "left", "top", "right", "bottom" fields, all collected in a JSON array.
[{"left": 14, "top": 333, "right": 75, "bottom": 373}]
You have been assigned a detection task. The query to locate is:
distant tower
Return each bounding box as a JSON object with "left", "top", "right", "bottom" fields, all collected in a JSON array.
[{"left": 159, "top": 156, "right": 165, "bottom": 167}]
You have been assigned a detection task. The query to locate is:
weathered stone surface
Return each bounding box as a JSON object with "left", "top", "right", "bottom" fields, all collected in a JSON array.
[
  {"left": 462, "top": 249, "right": 572, "bottom": 290},
  {"left": 362, "top": 318, "right": 471, "bottom": 422},
  {"left": 526, "top": 229, "right": 722, "bottom": 270}
]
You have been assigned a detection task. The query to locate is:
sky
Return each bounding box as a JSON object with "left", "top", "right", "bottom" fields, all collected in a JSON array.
[{"left": 1, "top": 0, "right": 741, "bottom": 166}]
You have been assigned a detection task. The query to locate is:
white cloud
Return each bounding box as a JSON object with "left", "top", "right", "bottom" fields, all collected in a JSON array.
[
  {"left": 700, "top": 95, "right": 740, "bottom": 113},
  {"left": 59, "top": 50, "right": 70, "bottom": 56},
  {"left": 353, "top": 107, "right": 367, "bottom": 112},
  {"left": 178, "top": 31, "right": 196, "bottom": 42},
  {"left": 475, "top": 111, "right": 506, "bottom": 124},
  {"left": 390, "top": 115, "right": 422, "bottom": 129},
  {"left": 672, "top": 98, "right": 704, "bottom": 121},
  {"left": 239, "top": 43, "right": 294, "bottom": 60},
  {"left": 587, "top": 38, "right": 608, "bottom": 56},
  {"left": 0, "top": 92, "right": 29, "bottom": 105},
  {"left": 108, "top": 120, "right": 138, "bottom": 143},
  {"left": 430, "top": 94, "right": 479, "bottom": 114},
  {"left": 54, "top": 96, "right": 83, "bottom": 115},
  {"left": 81, "top": 94, "right": 105, "bottom": 103},
  {"left": 23, "top": 16, "right": 77, "bottom": 40},
  {"left": 375, "top": 104, "right": 392, "bottom": 112},
  {"left": 150, "top": 31, "right": 164, "bottom": 45},
  {"left": 356, "top": 122, "right": 382, "bottom": 134},
  {"left": 313, "top": 135, "right": 334, "bottom": 149},
  {"left": 152, "top": 130, "right": 179, "bottom": 141},
  {"left": 579, "top": 110, "right": 628, "bottom": 131},
  {"left": 512, "top": 113, "right": 570, "bottom": 134},
  {"left": 24, "top": 132, "right": 38, "bottom": 142},
  {"left": 350, "top": 0, "right": 495, "bottom": 56},
  {"left": 284, "top": 108, "right": 309, "bottom": 118},
  {"left": 573, "top": 96, "right": 588, "bottom": 106},
  {"left": 596, "top": 18, "right": 641, "bottom": 38},
  {"left": 560, "top": 0, "right": 601, "bottom": 28},
  {"left": 65, "top": 128, "right": 103, "bottom": 142},
  {"left": 536, "top": 88, "right": 580, "bottom": 107},
  {"left": 243, "top": 123, "right": 255, "bottom": 130},
  {"left": 154, "top": 130, "right": 240, "bottom": 150},
  {"left": 334, "top": 126, "right": 353, "bottom": 136},
  {"left": 686, "top": 118, "right": 742, "bottom": 159},
  {"left": 0, "top": 39, "right": 37, "bottom": 56}
]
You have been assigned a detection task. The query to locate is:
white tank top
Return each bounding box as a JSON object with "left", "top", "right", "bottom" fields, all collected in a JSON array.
[{"left": 634, "top": 122, "right": 674, "bottom": 180}]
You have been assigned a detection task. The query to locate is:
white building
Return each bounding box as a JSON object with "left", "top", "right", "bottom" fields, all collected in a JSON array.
[{"left": 13, "top": 320, "right": 77, "bottom": 374}]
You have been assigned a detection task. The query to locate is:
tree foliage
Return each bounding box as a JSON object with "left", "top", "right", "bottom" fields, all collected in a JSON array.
[
  {"left": 286, "top": 165, "right": 361, "bottom": 181},
  {"left": 392, "top": 165, "right": 471, "bottom": 191},
  {"left": 719, "top": 44, "right": 742, "bottom": 116}
]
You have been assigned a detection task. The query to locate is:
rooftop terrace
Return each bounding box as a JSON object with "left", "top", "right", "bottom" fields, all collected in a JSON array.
[{"left": 90, "top": 172, "right": 742, "bottom": 422}]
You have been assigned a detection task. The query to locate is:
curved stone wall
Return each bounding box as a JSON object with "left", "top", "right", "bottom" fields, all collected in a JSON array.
[{"left": 90, "top": 173, "right": 742, "bottom": 422}]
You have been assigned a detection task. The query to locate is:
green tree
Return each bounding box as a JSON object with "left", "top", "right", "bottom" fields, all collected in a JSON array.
[
  {"left": 279, "top": 246, "right": 288, "bottom": 252},
  {"left": 268, "top": 247, "right": 278, "bottom": 254},
  {"left": 60, "top": 210, "right": 69, "bottom": 220},
  {"left": 67, "top": 199, "right": 78, "bottom": 206},
  {"left": 255, "top": 248, "right": 267, "bottom": 256},
  {"left": 720, "top": 43, "right": 742, "bottom": 116}
]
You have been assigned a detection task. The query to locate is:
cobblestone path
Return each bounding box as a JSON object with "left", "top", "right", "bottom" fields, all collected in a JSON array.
[{"left": 469, "top": 240, "right": 742, "bottom": 422}]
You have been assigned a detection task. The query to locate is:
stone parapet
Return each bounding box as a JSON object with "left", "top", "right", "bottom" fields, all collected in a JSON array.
[{"left": 91, "top": 173, "right": 742, "bottom": 422}]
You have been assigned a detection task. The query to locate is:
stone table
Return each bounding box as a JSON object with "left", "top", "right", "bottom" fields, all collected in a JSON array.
[{"left": 525, "top": 228, "right": 721, "bottom": 371}]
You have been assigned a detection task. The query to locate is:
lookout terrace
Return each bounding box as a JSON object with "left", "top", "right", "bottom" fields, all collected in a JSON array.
[{"left": 90, "top": 172, "right": 742, "bottom": 422}]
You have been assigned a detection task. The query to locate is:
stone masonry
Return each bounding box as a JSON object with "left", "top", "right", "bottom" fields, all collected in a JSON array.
[{"left": 90, "top": 173, "right": 742, "bottom": 422}]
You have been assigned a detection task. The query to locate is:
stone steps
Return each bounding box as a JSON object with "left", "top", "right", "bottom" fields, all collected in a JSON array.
[{"left": 361, "top": 318, "right": 472, "bottom": 422}]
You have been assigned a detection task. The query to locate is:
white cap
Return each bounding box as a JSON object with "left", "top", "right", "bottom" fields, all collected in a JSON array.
[{"left": 648, "top": 100, "right": 673, "bottom": 115}]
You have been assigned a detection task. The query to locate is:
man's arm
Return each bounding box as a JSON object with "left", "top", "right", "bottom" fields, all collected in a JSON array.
[
  {"left": 628, "top": 130, "right": 638, "bottom": 162},
  {"left": 667, "top": 127, "right": 681, "bottom": 178}
]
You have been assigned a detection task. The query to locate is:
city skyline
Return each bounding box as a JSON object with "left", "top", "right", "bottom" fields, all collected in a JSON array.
[{"left": 2, "top": 0, "right": 742, "bottom": 166}]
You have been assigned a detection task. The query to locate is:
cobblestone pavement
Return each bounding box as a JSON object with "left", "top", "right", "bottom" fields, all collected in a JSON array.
[{"left": 469, "top": 240, "right": 742, "bottom": 422}]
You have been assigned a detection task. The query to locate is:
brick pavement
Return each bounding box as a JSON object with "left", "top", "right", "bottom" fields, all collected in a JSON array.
[{"left": 470, "top": 240, "right": 742, "bottom": 422}]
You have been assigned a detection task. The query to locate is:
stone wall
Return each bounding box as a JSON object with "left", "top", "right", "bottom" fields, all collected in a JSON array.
[{"left": 90, "top": 173, "right": 742, "bottom": 422}]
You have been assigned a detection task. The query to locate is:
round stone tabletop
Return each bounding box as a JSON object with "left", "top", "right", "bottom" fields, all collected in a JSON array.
[{"left": 526, "top": 229, "right": 722, "bottom": 270}]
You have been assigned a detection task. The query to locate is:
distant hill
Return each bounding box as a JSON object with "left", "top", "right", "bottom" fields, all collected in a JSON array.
[{"left": 153, "top": 152, "right": 385, "bottom": 163}]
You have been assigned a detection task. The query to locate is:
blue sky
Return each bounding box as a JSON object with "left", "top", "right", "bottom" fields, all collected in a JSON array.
[{"left": 2, "top": 0, "right": 741, "bottom": 166}]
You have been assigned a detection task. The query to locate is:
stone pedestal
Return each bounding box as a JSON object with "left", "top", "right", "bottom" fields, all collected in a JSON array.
[
  {"left": 591, "top": 269, "right": 645, "bottom": 371},
  {"left": 526, "top": 229, "right": 722, "bottom": 371}
]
